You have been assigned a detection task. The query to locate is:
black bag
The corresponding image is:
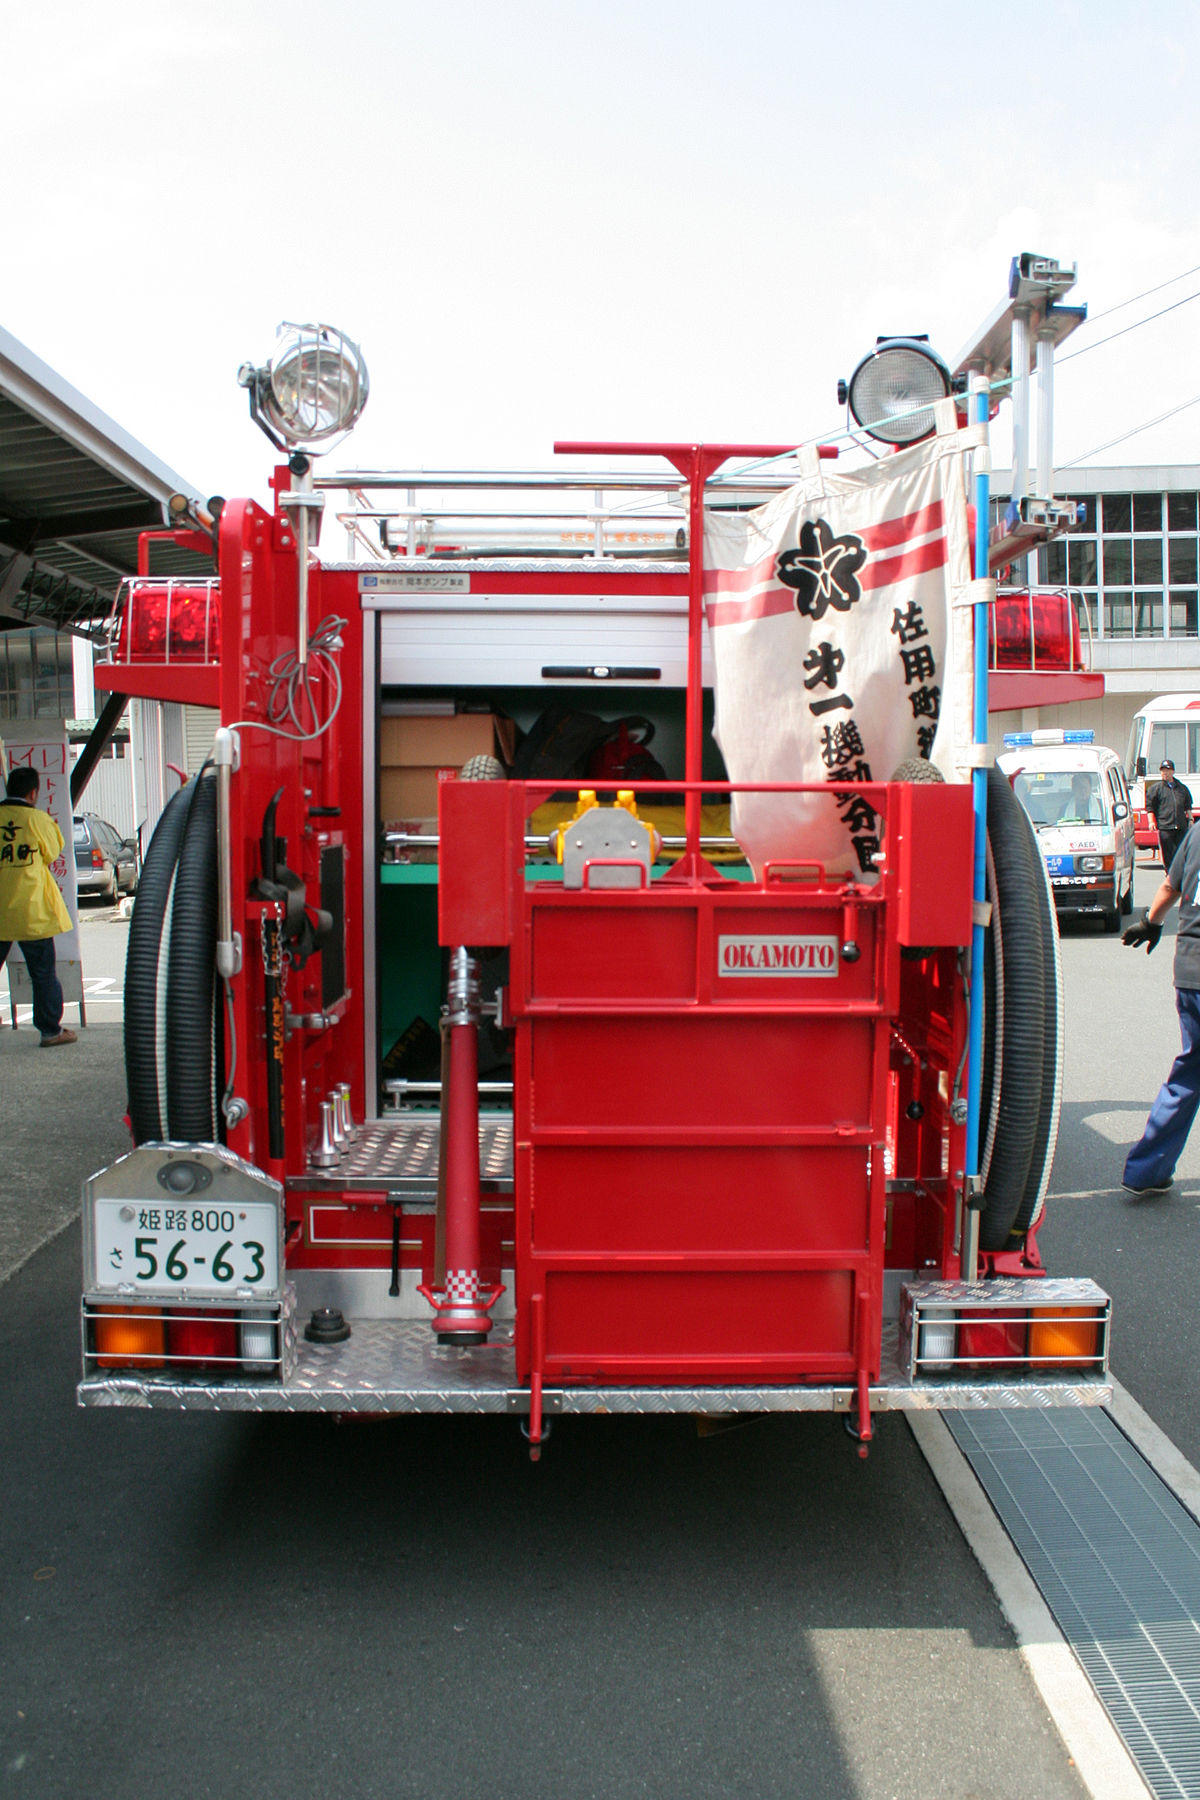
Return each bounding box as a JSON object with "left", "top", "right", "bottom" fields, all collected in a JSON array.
[
  {"left": 512, "top": 704, "right": 668, "bottom": 787},
  {"left": 510, "top": 704, "right": 617, "bottom": 780}
]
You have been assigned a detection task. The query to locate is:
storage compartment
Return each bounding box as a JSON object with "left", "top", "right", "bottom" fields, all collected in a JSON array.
[{"left": 380, "top": 711, "right": 504, "bottom": 817}]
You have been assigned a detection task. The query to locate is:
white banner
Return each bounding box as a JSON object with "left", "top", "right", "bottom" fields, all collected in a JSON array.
[{"left": 705, "top": 412, "right": 976, "bottom": 877}]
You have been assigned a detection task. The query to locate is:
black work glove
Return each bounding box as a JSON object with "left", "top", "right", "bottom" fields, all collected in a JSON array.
[{"left": 1122, "top": 911, "right": 1162, "bottom": 953}]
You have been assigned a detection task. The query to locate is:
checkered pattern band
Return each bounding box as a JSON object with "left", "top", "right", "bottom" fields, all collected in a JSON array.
[{"left": 443, "top": 1269, "right": 481, "bottom": 1303}]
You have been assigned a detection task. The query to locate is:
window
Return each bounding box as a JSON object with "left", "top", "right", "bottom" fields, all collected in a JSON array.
[
  {"left": 1103, "top": 494, "right": 1132, "bottom": 533},
  {"left": 1135, "top": 540, "right": 1163, "bottom": 585},
  {"left": 1168, "top": 493, "right": 1198, "bottom": 532},
  {"left": 1068, "top": 540, "right": 1097, "bottom": 585},
  {"left": 1105, "top": 591, "right": 1132, "bottom": 638},
  {"left": 1135, "top": 592, "right": 1163, "bottom": 636},
  {"left": 1171, "top": 592, "right": 1200, "bottom": 636},
  {"left": 1104, "top": 538, "right": 1132, "bottom": 584},
  {"left": 1170, "top": 540, "right": 1198, "bottom": 585},
  {"left": 1133, "top": 494, "right": 1163, "bottom": 532}
]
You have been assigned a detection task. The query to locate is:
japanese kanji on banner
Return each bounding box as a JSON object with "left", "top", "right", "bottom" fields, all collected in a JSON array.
[{"left": 705, "top": 403, "right": 977, "bottom": 877}]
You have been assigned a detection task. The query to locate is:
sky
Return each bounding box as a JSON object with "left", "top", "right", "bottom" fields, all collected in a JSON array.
[{"left": 4, "top": 0, "right": 1200, "bottom": 517}]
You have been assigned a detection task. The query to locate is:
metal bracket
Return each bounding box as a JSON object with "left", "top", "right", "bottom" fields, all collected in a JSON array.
[{"left": 506, "top": 1389, "right": 563, "bottom": 1416}]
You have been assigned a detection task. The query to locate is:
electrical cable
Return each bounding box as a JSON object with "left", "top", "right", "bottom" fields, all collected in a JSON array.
[
  {"left": 1077, "top": 261, "right": 1200, "bottom": 327},
  {"left": 1058, "top": 287, "right": 1200, "bottom": 365},
  {"left": 228, "top": 614, "right": 347, "bottom": 743},
  {"left": 1061, "top": 390, "right": 1200, "bottom": 467}
]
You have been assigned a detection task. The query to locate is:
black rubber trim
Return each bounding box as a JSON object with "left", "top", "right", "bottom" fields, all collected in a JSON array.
[
  {"left": 124, "top": 784, "right": 193, "bottom": 1144},
  {"left": 978, "top": 764, "right": 1046, "bottom": 1252}
]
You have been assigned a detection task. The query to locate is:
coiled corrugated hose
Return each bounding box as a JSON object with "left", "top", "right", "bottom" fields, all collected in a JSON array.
[
  {"left": 124, "top": 773, "right": 220, "bottom": 1145},
  {"left": 977, "top": 764, "right": 1052, "bottom": 1252}
]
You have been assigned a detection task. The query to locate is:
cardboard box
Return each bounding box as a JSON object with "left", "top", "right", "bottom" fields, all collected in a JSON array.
[
  {"left": 380, "top": 713, "right": 501, "bottom": 818},
  {"left": 380, "top": 713, "right": 498, "bottom": 767}
]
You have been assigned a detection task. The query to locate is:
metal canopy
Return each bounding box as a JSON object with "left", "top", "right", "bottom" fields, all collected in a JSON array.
[{"left": 0, "top": 326, "right": 211, "bottom": 636}]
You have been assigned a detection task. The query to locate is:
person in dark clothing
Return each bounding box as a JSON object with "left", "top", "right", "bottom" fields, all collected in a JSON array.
[
  {"left": 1146, "top": 758, "right": 1194, "bottom": 872},
  {"left": 1122, "top": 820, "right": 1200, "bottom": 1192}
]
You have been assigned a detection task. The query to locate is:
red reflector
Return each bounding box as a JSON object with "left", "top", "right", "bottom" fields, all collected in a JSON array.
[
  {"left": 167, "top": 1311, "right": 237, "bottom": 1368},
  {"left": 958, "top": 1311, "right": 1026, "bottom": 1366}
]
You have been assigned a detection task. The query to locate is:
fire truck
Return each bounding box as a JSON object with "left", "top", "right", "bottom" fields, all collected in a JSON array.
[{"left": 77, "top": 259, "right": 1112, "bottom": 1453}]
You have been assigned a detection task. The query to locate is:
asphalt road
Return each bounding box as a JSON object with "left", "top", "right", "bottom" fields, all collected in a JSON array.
[{"left": 3, "top": 883, "right": 1188, "bottom": 1800}]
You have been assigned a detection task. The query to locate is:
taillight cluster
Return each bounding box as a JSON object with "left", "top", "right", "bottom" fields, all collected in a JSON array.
[
  {"left": 116, "top": 578, "right": 220, "bottom": 663},
  {"left": 903, "top": 1279, "right": 1109, "bottom": 1380},
  {"left": 86, "top": 1303, "right": 281, "bottom": 1377}
]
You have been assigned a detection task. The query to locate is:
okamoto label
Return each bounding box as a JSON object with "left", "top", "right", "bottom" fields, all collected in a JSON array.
[{"left": 717, "top": 935, "right": 839, "bottom": 977}]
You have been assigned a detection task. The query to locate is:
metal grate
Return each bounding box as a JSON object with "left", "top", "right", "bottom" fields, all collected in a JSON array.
[{"left": 949, "top": 1407, "right": 1200, "bottom": 1799}]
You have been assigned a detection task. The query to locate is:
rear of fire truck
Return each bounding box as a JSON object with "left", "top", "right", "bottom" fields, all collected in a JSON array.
[{"left": 78, "top": 261, "right": 1112, "bottom": 1453}]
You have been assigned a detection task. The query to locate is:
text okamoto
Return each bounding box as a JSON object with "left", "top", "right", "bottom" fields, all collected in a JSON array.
[{"left": 717, "top": 935, "right": 839, "bottom": 977}]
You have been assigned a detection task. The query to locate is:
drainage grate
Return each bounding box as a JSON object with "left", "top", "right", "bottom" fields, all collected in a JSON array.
[{"left": 948, "top": 1408, "right": 1200, "bottom": 1800}]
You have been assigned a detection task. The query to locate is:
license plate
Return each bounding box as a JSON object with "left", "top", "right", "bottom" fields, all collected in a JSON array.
[{"left": 91, "top": 1198, "right": 280, "bottom": 1298}]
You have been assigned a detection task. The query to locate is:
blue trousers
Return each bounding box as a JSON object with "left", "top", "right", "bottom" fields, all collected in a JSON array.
[
  {"left": 1124, "top": 986, "right": 1200, "bottom": 1188},
  {"left": 0, "top": 937, "right": 64, "bottom": 1037}
]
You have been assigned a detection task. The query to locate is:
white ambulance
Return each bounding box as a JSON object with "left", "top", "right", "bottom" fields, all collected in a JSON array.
[
  {"left": 1124, "top": 694, "right": 1200, "bottom": 851},
  {"left": 998, "top": 730, "right": 1135, "bottom": 932}
]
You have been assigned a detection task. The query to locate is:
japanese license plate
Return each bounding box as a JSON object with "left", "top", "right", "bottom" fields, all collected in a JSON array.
[{"left": 91, "top": 1198, "right": 280, "bottom": 1298}]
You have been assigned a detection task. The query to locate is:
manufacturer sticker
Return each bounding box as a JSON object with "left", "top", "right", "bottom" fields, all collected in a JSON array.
[
  {"left": 717, "top": 935, "right": 839, "bottom": 977},
  {"left": 359, "top": 571, "right": 471, "bottom": 593}
]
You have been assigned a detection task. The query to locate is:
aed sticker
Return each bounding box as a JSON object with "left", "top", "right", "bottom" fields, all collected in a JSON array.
[{"left": 717, "top": 935, "right": 839, "bottom": 977}]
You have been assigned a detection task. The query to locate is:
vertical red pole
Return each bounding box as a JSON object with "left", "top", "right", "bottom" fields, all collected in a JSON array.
[{"left": 419, "top": 948, "right": 502, "bottom": 1343}]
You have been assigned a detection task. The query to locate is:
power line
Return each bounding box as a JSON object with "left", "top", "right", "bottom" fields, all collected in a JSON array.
[
  {"left": 1083, "top": 262, "right": 1200, "bottom": 326},
  {"left": 1058, "top": 288, "right": 1200, "bottom": 365},
  {"left": 1061, "top": 391, "right": 1200, "bottom": 467}
]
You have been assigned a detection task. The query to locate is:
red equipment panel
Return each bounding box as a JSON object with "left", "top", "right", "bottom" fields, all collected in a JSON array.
[
  {"left": 439, "top": 778, "right": 973, "bottom": 1391},
  {"left": 509, "top": 854, "right": 892, "bottom": 1387}
]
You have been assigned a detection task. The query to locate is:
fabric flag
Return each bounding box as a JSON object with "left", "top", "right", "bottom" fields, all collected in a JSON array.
[{"left": 705, "top": 405, "right": 976, "bottom": 877}]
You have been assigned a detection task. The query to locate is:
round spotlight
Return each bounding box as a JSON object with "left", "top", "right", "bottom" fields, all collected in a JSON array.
[
  {"left": 844, "top": 338, "right": 952, "bottom": 446},
  {"left": 241, "top": 322, "right": 369, "bottom": 452}
]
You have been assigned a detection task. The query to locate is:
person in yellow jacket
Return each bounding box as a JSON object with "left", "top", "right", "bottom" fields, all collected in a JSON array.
[{"left": 0, "top": 767, "right": 76, "bottom": 1047}]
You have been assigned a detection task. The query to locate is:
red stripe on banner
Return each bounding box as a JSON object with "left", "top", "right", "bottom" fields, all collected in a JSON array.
[
  {"left": 859, "top": 536, "right": 947, "bottom": 589},
  {"left": 702, "top": 500, "right": 944, "bottom": 598},
  {"left": 859, "top": 500, "right": 943, "bottom": 551},
  {"left": 704, "top": 552, "right": 777, "bottom": 596},
  {"left": 705, "top": 588, "right": 795, "bottom": 629}
]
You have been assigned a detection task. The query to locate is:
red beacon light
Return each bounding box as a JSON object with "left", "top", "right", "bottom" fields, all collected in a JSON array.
[{"left": 116, "top": 577, "right": 221, "bottom": 664}]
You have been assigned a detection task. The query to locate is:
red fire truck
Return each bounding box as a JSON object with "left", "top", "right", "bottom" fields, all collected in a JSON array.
[{"left": 78, "top": 286, "right": 1110, "bottom": 1452}]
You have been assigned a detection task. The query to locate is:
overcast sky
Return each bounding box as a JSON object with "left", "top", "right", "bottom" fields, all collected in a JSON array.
[{"left": 4, "top": 0, "right": 1200, "bottom": 513}]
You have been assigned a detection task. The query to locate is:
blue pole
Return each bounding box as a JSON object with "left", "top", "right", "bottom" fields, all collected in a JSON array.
[{"left": 964, "top": 374, "right": 991, "bottom": 1278}]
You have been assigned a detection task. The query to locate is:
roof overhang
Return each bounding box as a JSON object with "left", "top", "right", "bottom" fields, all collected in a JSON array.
[{"left": 0, "top": 327, "right": 212, "bottom": 635}]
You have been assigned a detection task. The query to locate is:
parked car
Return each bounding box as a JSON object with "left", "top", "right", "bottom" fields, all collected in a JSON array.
[{"left": 73, "top": 814, "right": 139, "bottom": 901}]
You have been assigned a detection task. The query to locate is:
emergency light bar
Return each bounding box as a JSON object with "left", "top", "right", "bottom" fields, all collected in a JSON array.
[{"left": 1002, "top": 729, "right": 1095, "bottom": 747}]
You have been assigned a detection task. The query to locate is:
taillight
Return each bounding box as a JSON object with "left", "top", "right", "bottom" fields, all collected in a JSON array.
[
  {"left": 166, "top": 1310, "right": 238, "bottom": 1368},
  {"left": 91, "top": 848, "right": 105, "bottom": 868},
  {"left": 1029, "top": 1307, "right": 1100, "bottom": 1364},
  {"left": 958, "top": 1310, "right": 1026, "bottom": 1366},
  {"left": 93, "top": 1305, "right": 165, "bottom": 1368},
  {"left": 905, "top": 1280, "right": 1109, "bottom": 1379}
]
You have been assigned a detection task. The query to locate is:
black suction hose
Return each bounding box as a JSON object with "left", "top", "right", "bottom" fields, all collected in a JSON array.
[
  {"left": 978, "top": 764, "right": 1046, "bottom": 1252},
  {"left": 124, "top": 783, "right": 194, "bottom": 1143},
  {"left": 1006, "top": 805, "right": 1063, "bottom": 1245},
  {"left": 165, "top": 771, "right": 220, "bottom": 1141}
]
